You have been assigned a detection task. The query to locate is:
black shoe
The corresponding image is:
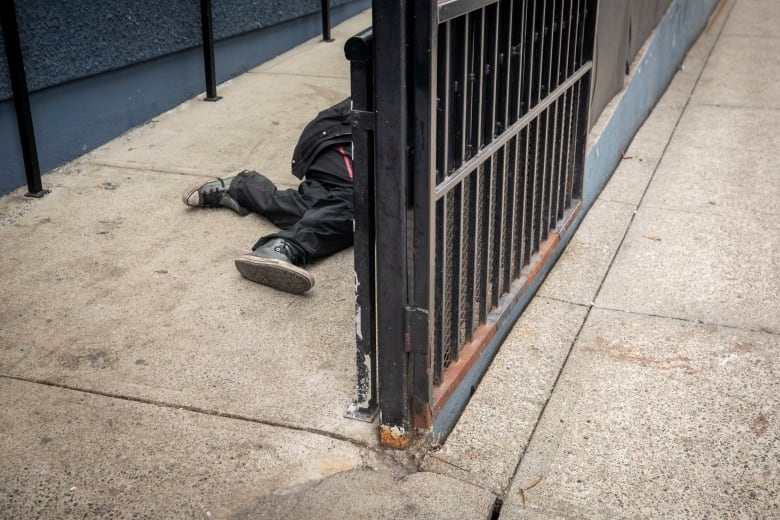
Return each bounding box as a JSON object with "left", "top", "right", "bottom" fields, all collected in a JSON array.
[
  {"left": 181, "top": 177, "right": 249, "bottom": 216},
  {"left": 234, "top": 239, "right": 314, "bottom": 294}
]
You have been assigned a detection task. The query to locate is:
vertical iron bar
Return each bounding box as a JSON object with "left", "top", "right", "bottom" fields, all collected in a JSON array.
[
  {"left": 557, "top": 0, "right": 573, "bottom": 219},
  {"left": 502, "top": 0, "right": 517, "bottom": 291},
  {"left": 569, "top": 0, "right": 584, "bottom": 204},
  {"left": 515, "top": 126, "right": 528, "bottom": 277},
  {"left": 434, "top": 23, "right": 449, "bottom": 383},
  {"left": 344, "top": 30, "right": 377, "bottom": 422},
  {"left": 464, "top": 13, "right": 475, "bottom": 162},
  {"left": 537, "top": 0, "right": 552, "bottom": 246},
  {"left": 199, "top": 0, "right": 221, "bottom": 101},
  {"left": 547, "top": 0, "right": 563, "bottom": 230},
  {"left": 437, "top": 23, "right": 450, "bottom": 184},
  {"left": 460, "top": 15, "right": 476, "bottom": 341},
  {"left": 484, "top": 3, "right": 499, "bottom": 312},
  {"left": 526, "top": 0, "right": 541, "bottom": 258},
  {"left": 516, "top": 0, "right": 530, "bottom": 274},
  {"left": 0, "top": 0, "right": 45, "bottom": 197},
  {"left": 563, "top": 0, "right": 581, "bottom": 209},
  {"left": 572, "top": 0, "right": 595, "bottom": 201},
  {"left": 372, "top": 1, "right": 411, "bottom": 447},
  {"left": 500, "top": 0, "right": 516, "bottom": 295},
  {"left": 411, "top": 0, "right": 437, "bottom": 430},
  {"left": 320, "top": 0, "right": 334, "bottom": 42}
]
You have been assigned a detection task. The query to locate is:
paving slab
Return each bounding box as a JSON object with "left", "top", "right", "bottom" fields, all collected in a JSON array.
[
  {"left": 693, "top": 34, "right": 780, "bottom": 109},
  {"left": 0, "top": 162, "right": 372, "bottom": 443},
  {"left": 86, "top": 73, "right": 350, "bottom": 185},
  {"left": 501, "top": 308, "right": 779, "bottom": 519},
  {"left": 595, "top": 204, "right": 779, "bottom": 333},
  {"left": 671, "top": 103, "right": 780, "bottom": 152},
  {"left": 723, "top": 0, "right": 780, "bottom": 37},
  {"left": 595, "top": 153, "right": 656, "bottom": 207},
  {"left": 422, "top": 298, "right": 588, "bottom": 496},
  {"left": 616, "top": 104, "right": 682, "bottom": 164},
  {"left": 538, "top": 199, "right": 635, "bottom": 306},
  {"left": 643, "top": 141, "right": 780, "bottom": 217},
  {"left": 594, "top": 102, "right": 680, "bottom": 207},
  {"left": 0, "top": 378, "right": 390, "bottom": 519},
  {"left": 235, "top": 470, "right": 497, "bottom": 520}
]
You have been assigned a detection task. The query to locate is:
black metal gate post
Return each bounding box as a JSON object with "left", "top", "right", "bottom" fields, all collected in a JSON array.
[
  {"left": 199, "top": 0, "right": 221, "bottom": 101},
  {"left": 371, "top": 1, "right": 413, "bottom": 449},
  {"left": 0, "top": 0, "right": 46, "bottom": 197},
  {"left": 344, "top": 29, "right": 378, "bottom": 422}
]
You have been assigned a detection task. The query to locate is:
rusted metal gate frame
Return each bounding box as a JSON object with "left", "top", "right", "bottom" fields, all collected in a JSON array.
[
  {"left": 347, "top": 0, "right": 596, "bottom": 448},
  {"left": 423, "top": 0, "right": 596, "bottom": 439}
]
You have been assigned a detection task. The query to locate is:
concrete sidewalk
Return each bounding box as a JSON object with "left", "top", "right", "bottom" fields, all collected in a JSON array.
[{"left": 0, "top": 1, "right": 777, "bottom": 518}]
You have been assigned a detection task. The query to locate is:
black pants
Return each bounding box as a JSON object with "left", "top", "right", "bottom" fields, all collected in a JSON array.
[{"left": 228, "top": 147, "right": 354, "bottom": 264}]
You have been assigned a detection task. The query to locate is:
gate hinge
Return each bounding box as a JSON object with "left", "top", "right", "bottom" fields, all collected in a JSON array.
[
  {"left": 351, "top": 109, "right": 375, "bottom": 131},
  {"left": 404, "top": 306, "right": 429, "bottom": 354}
]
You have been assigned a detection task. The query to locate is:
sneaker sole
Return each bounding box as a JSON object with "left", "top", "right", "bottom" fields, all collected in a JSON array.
[
  {"left": 181, "top": 177, "right": 220, "bottom": 207},
  {"left": 234, "top": 255, "right": 314, "bottom": 294}
]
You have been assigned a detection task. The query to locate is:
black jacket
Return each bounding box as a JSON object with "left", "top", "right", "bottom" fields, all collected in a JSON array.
[{"left": 291, "top": 98, "right": 353, "bottom": 180}]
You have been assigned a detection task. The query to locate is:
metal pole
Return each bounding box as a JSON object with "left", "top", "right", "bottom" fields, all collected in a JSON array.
[
  {"left": 344, "top": 29, "right": 377, "bottom": 423},
  {"left": 372, "top": 0, "right": 412, "bottom": 449},
  {"left": 320, "top": 0, "right": 333, "bottom": 42},
  {"left": 408, "top": 0, "right": 437, "bottom": 431},
  {"left": 199, "top": 0, "right": 221, "bottom": 101},
  {"left": 0, "top": 0, "right": 46, "bottom": 197}
]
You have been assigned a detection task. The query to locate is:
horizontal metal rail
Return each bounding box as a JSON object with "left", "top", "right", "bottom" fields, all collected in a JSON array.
[
  {"left": 435, "top": 60, "right": 591, "bottom": 199},
  {"left": 438, "top": 0, "right": 499, "bottom": 23}
]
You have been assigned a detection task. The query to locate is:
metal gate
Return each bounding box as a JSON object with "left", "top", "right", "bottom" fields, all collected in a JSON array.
[{"left": 347, "top": 0, "right": 596, "bottom": 448}]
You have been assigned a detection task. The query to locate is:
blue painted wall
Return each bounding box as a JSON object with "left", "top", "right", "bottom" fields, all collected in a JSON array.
[{"left": 0, "top": 0, "right": 369, "bottom": 194}]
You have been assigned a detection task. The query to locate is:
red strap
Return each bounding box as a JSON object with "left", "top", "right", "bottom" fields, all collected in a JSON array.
[{"left": 337, "top": 145, "right": 354, "bottom": 181}]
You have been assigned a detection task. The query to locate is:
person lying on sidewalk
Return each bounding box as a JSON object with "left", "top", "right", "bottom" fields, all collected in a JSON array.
[{"left": 181, "top": 98, "right": 353, "bottom": 295}]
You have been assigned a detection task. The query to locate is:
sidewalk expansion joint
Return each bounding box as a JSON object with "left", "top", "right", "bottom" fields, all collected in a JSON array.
[
  {"left": 695, "top": 102, "right": 780, "bottom": 112},
  {"left": 0, "top": 373, "right": 385, "bottom": 453},
  {"left": 591, "top": 305, "right": 780, "bottom": 336},
  {"left": 247, "top": 70, "right": 349, "bottom": 81},
  {"left": 536, "top": 295, "right": 591, "bottom": 309},
  {"left": 89, "top": 161, "right": 207, "bottom": 177},
  {"left": 501, "top": 3, "right": 739, "bottom": 512},
  {"left": 638, "top": 203, "right": 780, "bottom": 219}
]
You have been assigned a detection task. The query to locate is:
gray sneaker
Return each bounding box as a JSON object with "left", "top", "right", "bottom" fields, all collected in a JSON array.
[
  {"left": 234, "top": 238, "right": 314, "bottom": 294},
  {"left": 181, "top": 177, "right": 249, "bottom": 216}
]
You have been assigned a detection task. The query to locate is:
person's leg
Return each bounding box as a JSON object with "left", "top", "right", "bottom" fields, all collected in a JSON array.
[
  {"left": 228, "top": 170, "right": 319, "bottom": 229},
  {"left": 266, "top": 187, "right": 354, "bottom": 262},
  {"left": 233, "top": 145, "right": 354, "bottom": 294},
  {"left": 234, "top": 186, "right": 353, "bottom": 293}
]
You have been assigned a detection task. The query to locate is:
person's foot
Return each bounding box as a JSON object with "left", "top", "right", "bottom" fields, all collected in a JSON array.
[
  {"left": 181, "top": 177, "right": 249, "bottom": 216},
  {"left": 234, "top": 238, "right": 314, "bottom": 294}
]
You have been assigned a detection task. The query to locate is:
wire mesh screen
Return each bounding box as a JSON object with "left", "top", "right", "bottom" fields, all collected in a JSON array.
[{"left": 432, "top": 0, "right": 593, "bottom": 383}]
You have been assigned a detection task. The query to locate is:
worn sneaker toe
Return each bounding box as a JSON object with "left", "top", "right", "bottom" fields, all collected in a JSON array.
[{"left": 181, "top": 177, "right": 219, "bottom": 207}]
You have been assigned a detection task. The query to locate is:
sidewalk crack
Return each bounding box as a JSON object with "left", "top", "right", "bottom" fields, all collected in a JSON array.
[{"left": 0, "top": 373, "right": 388, "bottom": 453}]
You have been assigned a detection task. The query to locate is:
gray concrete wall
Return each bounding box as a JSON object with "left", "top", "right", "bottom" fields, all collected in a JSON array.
[{"left": 0, "top": 0, "right": 369, "bottom": 195}]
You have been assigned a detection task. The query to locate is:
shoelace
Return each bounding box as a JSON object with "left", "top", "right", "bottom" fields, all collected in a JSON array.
[{"left": 200, "top": 178, "right": 227, "bottom": 207}]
